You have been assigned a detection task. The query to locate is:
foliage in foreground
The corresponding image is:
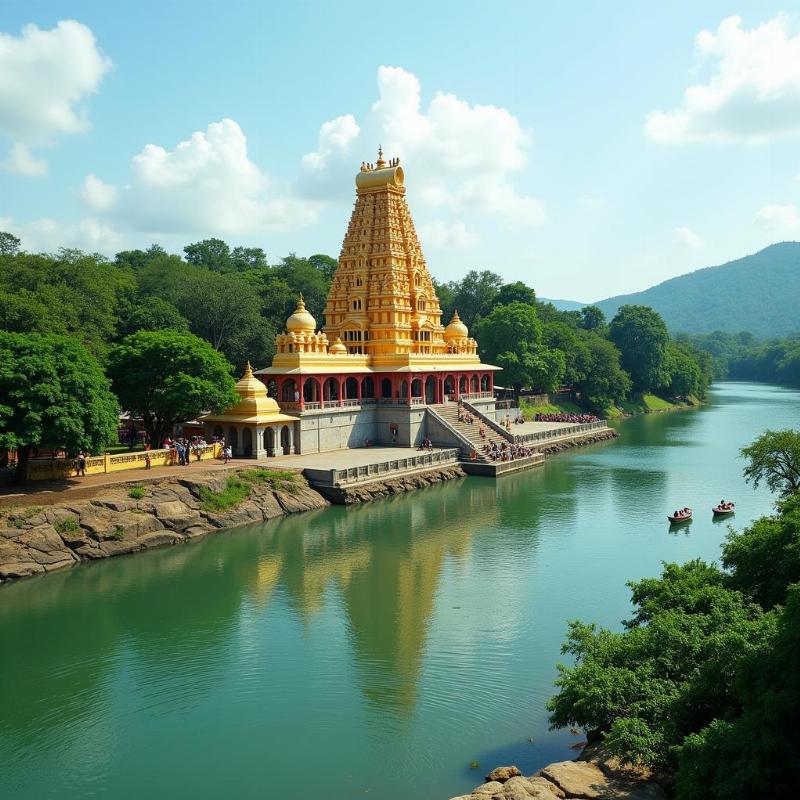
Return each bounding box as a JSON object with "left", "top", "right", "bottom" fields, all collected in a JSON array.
[
  {"left": 197, "top": 477, "right": 251, "bottom": 512},
  {"left": 548, "top": 492, "right": 800, "bottom": 798}
]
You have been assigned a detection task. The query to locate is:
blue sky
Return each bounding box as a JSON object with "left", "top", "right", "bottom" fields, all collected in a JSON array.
[{"left": 1, "top": 1, "right": 799, "bottom": 301}]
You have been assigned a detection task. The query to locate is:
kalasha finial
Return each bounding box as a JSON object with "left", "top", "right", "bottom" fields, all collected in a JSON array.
[
  {"left": 243, "top": 360, "right": 254, "bottom": 378},
  {"left": 376, "top": 144, "right": 386, "bottom": 169},
  {"left": 297, "top": 293, "right": 305, "bottom": 308}
]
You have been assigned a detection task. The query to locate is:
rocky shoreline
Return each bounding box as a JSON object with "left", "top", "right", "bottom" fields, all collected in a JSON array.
[
  {"left": 535, "top": 428, "right": 619, "bottom": 455},
  {"left": 449, "top": 744, "right": 666, "bottom": 800},
  {"left": 0, "top": 467, "right": 328, "bottom": 583}
]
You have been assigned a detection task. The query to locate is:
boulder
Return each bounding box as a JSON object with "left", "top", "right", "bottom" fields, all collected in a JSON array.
[
  {"left": 91, "top": 498, "right": 135, "bottom": 512},
  {"left": 472, "top": 781, "right": 504, "bottom": 795},
  {"left": 538, "top": 761, "right": 608, "bottom": 799},
  {"left": 154, "top": 500, "right": 201, "bottom": 531},
  {"left": 138, "top": 531, "right": 184, "bottom": 549},
  {"left": 486, "top": 766, "right": 522, "bottom": 783}
]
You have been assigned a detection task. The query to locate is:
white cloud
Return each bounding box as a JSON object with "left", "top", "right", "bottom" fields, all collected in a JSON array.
[
  {"left": 755, "top": 203, "right": 800, "bottom": 235},
  {"left": 86, "top": 119, "right": 319, "bottom": 236},
  {"left": 0, "top": 20, "right": 111, "bottom": 174},
  {"left": 419, "top": 220, "right": 479, "bottom": 249},
  {"left": 300, "top": 66, "right": 544, "bottom": 227},
  {"left": 4, "top": 143, "right": 47, "bottom": 177},
  {"left": 672, "top": 226, "right": 705, "bottom": 248},
  {"left": 645, "top": 14, "right": 800, "bottom": 144},
  {"left": 80, "top": 173, "right": 118, "bottom": 210},
  {"left": 1, "top": 215, "right": 122, "bottom": 253}
]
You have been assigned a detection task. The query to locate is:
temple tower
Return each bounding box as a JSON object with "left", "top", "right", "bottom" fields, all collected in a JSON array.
[{"left": 323, "top": 148, "right": 447, "bottom": 360}]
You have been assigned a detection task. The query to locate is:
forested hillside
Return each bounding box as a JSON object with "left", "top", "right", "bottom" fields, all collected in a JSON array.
[{"left": 596, "top": 242, "right": 800, "bottom": 337}]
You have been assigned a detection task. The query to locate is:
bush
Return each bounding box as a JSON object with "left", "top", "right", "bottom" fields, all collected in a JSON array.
[
  {"left": 198, "top": 477, "right": 250, "bottom": 511},
  {"left": 239, "top": 468, "right": 298, "bottom": 493},
  {"left": 54, "top": 517, "right": 80, "bottom": 534},
  {"left": 128, "top": 486, "right": 146, "bottom": 500}
]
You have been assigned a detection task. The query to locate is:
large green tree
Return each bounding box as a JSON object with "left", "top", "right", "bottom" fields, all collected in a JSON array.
[
  {"left": 0, "top": 332, "right": 119, "bottom": 483},
  {"left": 609, "top": 305, "right": 670, "bottom": 393},
  {"left": 575, "top": 335, "right": 631, "bottom": 411},
  {"left": 453, "top": 270, "right": 504, "bottom": 328},
  {"left": 477, "top": 302, "right": 565, "bottom": 393},
  {"left": 107, "top": 330, "right": 239, "bottom": 447},
  {"left": 740, "top": 429, "right": 800, "bottom": 497}
]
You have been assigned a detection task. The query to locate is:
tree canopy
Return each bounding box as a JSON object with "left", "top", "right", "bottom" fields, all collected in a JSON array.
[
  {"left": 740, "top": 429, "right": 800, "bottom": 497},
  {"left": 107, "top": 330, "right": 239, "bottom": 447},
  {"left": 0, "top": 332, "right": 119, "bottom": 482},
  {"left": 609, "top": 305, "right": 670, "bottom": 393}
]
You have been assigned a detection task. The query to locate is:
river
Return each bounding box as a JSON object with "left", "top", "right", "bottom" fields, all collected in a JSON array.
[{"left": 1, "top": 382, "right": 799, "bottom": 799}]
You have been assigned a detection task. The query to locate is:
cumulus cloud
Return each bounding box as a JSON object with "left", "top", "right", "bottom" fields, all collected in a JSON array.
[
  {"left": 300, "top": 66, "right": 544, "bottom": 227},
  {"left": 646, "top": 14, "right": 800, "bottom": 144},
  {"left": 672, "top": 226, "right": 705, "bottom": 248},
  {"left": 418, "top": 220, "right": 479, "bottom": 249},
  {"left": 755, "top": 203, "right": 800, "bottom": 235},
  {"left": 1, "top": 215, "right": 122, "bottom": 253},
  {"left": 84, "top": 119, "right": 320, "bottom": 236},
  {"left": 0, "top": 20, "right": 111, "bottom": 174}
]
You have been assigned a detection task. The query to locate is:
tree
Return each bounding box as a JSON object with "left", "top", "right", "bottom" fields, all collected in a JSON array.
[
  {"left": 107, "top": 331, "right": 239, "bottom": 447},
  {"left": 740, "top": 429, "right": 800, "bottom": 497},
  {"left": 0, "top": 231, "right": 21, "bottom": 256},
  {"left": 272, "top": 253, "right": 333, "bottom": 322},
  {"left": 433, "top": 279, "right": 457, "bottom": 323},
  {"left": 609, "top": 305, "right": 670, "bottom": 393},
  {"left": 184, "top": 238, "right": 232, "bottom": 271},
  {"left": 0, "top": 333, "right": 119, "bottom": 483},
  {"left": 117, "top": 297, "right": 190, "bottom": 338},
  {"left": 477, "top": 302, "right": 564, "bottom": 393},
  {"left": 665, "top": 342, "right": 704, "bottom": 399},
  {"left": 575, "top": 336, "right": 631, "bottom": 411},
  {"left": 497, "top": 281, "right": 536, "bottom": 307},
  {"left": 580, "top": 305, "right": 606, "bottom": 332},
  {"left": 231, "top": 246, "right": 267, "bottom": 272},
  {"left": 453, "top": 270, "right": 503, "bottom": 328}
]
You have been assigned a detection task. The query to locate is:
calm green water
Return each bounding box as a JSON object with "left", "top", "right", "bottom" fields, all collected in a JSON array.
[{"left": 2, "top": 382, "right": 799, "bottom": 799}]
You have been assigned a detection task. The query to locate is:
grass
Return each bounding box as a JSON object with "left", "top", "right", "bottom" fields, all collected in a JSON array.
[
  {"left": 8, "top": 505, "right": 43, "bottom": 527},
  {"left": 239, "top": 468, "right": 298, "bottom": 493},
  {"left": 128, "top": 486, "right": 146, "bottom": 500},
  {"left": 109, "top": 525, "right": 124, "bottom": 541},
  {"left": 54, "top": 517, "right": 80, "bottom": 534},
  {"left": 198, "top": 477, "right": 251, "bottom": 512}
]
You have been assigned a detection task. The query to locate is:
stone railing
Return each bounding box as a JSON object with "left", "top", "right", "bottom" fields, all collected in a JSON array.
[
  {"left": 462, "top": 401, "right": 514, "bottom": 442},
  {"left": 513, "top": 420, "right": 609, "bottom": 445},
  {"left": 460, "top": 391, "right": 493, "bottom": 401},
  {"left": 312, "top": 448, "right": 460, "bottom": 487},
  {"left": 26, "top": 444, "right": 220, "bottom": 481}
]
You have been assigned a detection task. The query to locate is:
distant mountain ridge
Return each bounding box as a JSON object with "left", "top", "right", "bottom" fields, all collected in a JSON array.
[
  {"left": 594, "top": 242, "right": 800, "bottom": 338},
  {"left": 539, "top": 297, "right": 587, "bottom": 311}
]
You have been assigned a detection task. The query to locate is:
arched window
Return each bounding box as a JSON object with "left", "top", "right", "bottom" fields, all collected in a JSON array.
[
  {"left": 345, "top": 377, "right": 359, "bottom": 399},
  {"left": 481, "top": 374, "right": 490, "bottom": 392},
  {"left": 381, "top": 378, "right": 392, "bottom": 399},
  {"left": 352, "top": 299, "right": 362, "bottom": 310},
  {"left": 362, "top": 376, "right": 375, "bottom": 398},
  {"left": 281, "top": 379, "right": 298, "bottom": 402},
  {"left": 471, "top": 375, "right": 479, "bottom": 393},
  {"left": 411, "top": 378, "right": 422, "bottom": 398}
]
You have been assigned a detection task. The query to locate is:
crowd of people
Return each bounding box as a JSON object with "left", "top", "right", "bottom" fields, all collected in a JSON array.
[
  {"left": 479, "top": 439, "right": 537, "bottom": 462},
  {"left": 533, "top": 412, "right": 598, "bottom": 423}
]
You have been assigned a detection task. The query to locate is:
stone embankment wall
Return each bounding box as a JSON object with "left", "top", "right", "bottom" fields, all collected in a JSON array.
[
  {"left": 0, "top": 468, "right": 328, "bottom": 583},
  {"left": 449, "top": 744, "right": 666, "bottom": 800},
  {"left": 315, "top": 465, "right": 466, "bottom": 504},
  {"left": 536, "top": 428, "right": 618, "bottom": 455}
]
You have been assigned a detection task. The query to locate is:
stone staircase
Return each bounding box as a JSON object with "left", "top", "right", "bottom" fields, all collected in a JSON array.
[{"left": 427, "top": 403, "right": 509, "bottom": 463}]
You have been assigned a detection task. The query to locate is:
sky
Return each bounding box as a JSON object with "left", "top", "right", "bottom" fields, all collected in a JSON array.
[{"left": 2, "top": 1, "right": 800, "bottom": 301}]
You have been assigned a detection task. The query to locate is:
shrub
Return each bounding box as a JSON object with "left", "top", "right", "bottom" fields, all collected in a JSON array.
[
  {"left": 109, "top": 525, "right": 124, "bottom": 541},
  {"left": 198, "top": 477, "right": 250, "bottom": 512},
  {"left": 239, "top": 468, "right": 298, "bottom": 493},
  {"left": 128, "top": 486, "right": 146, "bottom": 500},
  {"left": 54, "top": 517, "right": 80, "bottom": 534}
]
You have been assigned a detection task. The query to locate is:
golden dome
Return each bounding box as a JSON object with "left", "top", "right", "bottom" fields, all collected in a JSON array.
[
  {"left": 286, "top": 294, "right": 316, "bottom": 333},
  {"left": 329, "top": 337, "right": 347, "bottom": 355},
  {"left": 444, "top": 310, "right": 469, "bottom": 341},
  {"left": 233, "top": 361, "right": 280, "bottom": 415}
]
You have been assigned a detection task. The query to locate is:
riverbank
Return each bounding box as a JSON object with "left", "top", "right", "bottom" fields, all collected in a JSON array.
[
  {"left": 520, "top": 393, "right": 701, "bottom": 422},
  {"left": 0, "top": 467, "right": 329, "bottom": 582},
  {"left": 449, "top": 744, "right": 666, "bottom": 800}
]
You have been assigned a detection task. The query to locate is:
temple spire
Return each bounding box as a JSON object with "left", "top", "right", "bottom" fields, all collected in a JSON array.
[{"left": 376, "top": 144, "right": 386, "bottom": 169}]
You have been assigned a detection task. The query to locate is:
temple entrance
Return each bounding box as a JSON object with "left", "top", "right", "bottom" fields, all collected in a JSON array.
[
  {"left": 362, "top": 376, "right": 375, "bottom": 399},
  {"left": 411, "top": 378, "right": 422, "bottom": 399},
  {"left": 264, "top": 428, "right": 275, "bottom": 457},
  {"left": 471, "top": 375, "right": 479, "bottom": 393},
  {"left": 381, "top": 378, "right": 392, "bottom": 399},
  {"left": 228, "top": 426, "right": 238, "bottom": 453},
  {"left": 242, "top": 427, "right": 252, "bottom": 457},
  {"left": 444, "top": 376, "right": 454, "bottom": 399},
  {"left": 459, "top": 376, "right": 468, "bottom": 394},
  {"left": 399, "top": 380, "right": 408, "bottom": 401},
  {"left": 323, "top": 377, "right": 339, "bottom": 402},
  {"left": 481, "top": 374, "right": 490, "bottom": 392},
  {"left": 345, "top": 377, "right": 359, "bottom": 400},
  {"left": 425, "top": 376, "right": 436, "bottom": 404}
]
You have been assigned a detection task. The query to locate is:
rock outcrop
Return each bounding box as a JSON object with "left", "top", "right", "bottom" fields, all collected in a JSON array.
[
  {"left": 536, "top": 429, "right": 618, "bottom": 456},
  {"left": 0, "top": 467, "right": 328, "bottom": 583},
  {"left": 316, "top": 465, "right": 466, "bottom": 504},
  {"left": 449, "top": 745, "right": 665, "bottom": 800}
]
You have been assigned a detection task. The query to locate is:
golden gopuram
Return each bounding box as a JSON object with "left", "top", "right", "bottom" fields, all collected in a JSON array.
[{"left": 213, "top": 150, "right": 501, "bottom": 456}]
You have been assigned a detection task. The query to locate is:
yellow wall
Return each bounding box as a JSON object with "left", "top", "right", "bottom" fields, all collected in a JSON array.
[{"left": 27, "top": 444, "right": 222, "bottom": 481}]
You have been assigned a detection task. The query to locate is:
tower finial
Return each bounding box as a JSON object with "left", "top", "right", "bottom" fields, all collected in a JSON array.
[
  {"left": 244, "top": 360, "right": 254, "bottom": 378},
  {"left": 376, "top": 144, "right": 386, "bottom": 168}
]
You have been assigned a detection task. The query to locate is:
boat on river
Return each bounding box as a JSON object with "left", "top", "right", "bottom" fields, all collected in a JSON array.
[
  {"left": 668, "top": 509, "right": 693, "bottom": 524},
  {"left": 713, "top": 502, "right": 735, "bottom": 517}
]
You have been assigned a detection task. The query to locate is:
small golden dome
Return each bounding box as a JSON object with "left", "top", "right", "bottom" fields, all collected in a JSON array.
[
  {"left": 329, "top": 337, "right": 347, "bottom": 355},
  {"left": 234, "top": 361, "right": 280, "bottom": 415},
  {"left": 444, "top": 310, "right": 469, "bottom": 341},
  {"left": 286, "top": 294, "right": 316, "bottom": 333}
]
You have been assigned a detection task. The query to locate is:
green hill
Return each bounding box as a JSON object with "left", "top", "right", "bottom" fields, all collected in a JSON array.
[
  {"left": 595, "top": 242, "right": 800, "bottom": 337},
  {"left": 539, "top": 297, "right": 587, "bottom": 311}
]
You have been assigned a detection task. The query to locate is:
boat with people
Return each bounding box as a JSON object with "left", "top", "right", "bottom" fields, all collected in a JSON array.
[
  {"left": 712, "top": 500, "right": 735, "bottom": 517},
  {"left": 667, "top": 508, "right": 693, "bottom": 524}
]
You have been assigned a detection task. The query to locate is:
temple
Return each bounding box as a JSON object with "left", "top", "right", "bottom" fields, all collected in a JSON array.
[{"left": 208, "top": 151, "right": 500, "bottom": 456}]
